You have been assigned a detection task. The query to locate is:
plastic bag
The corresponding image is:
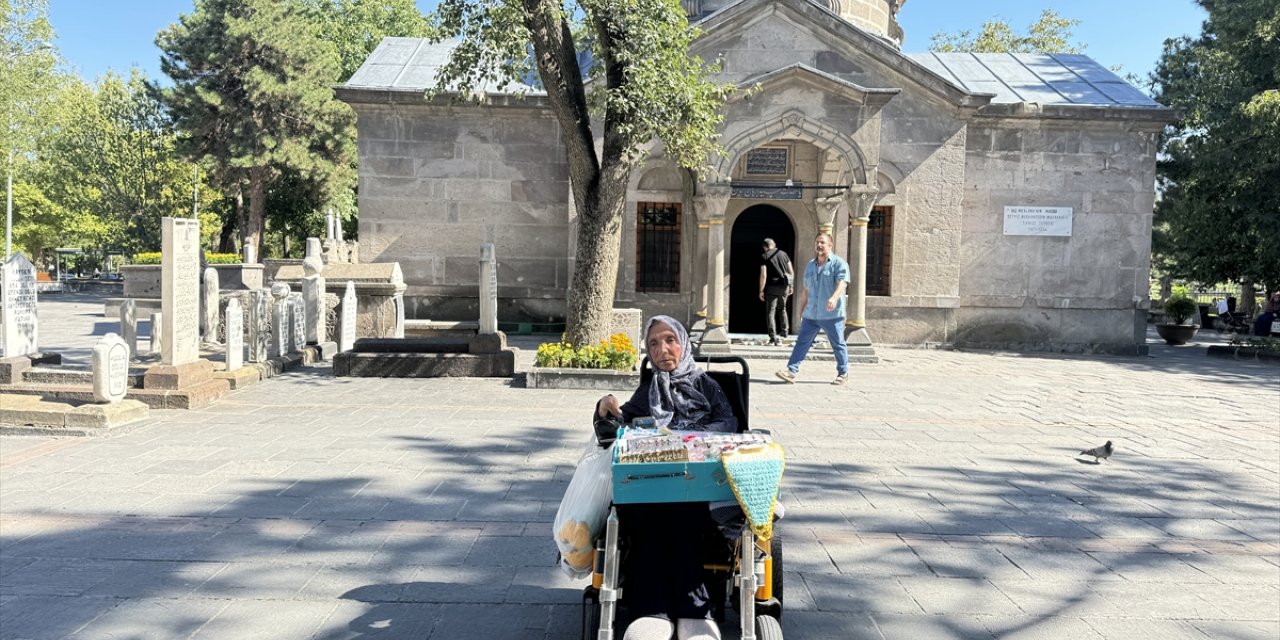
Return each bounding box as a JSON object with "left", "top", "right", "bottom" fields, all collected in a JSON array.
[{"left": 554, "top": 437, "right": 613, "bottom": 579}]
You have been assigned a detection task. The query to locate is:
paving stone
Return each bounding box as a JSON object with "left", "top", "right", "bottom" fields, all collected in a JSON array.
[{"left": 897, "top": 576, "right": 1023, "bottom": 615}]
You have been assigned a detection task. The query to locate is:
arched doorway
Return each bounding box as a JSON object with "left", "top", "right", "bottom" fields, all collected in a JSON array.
[{"left": 729, "top": 205, "right": 796, "bottom": 334}]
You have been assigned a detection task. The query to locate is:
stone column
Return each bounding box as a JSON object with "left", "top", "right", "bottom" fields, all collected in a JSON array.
[
  {"left": 119, "top": 299, "right": 138, "bottom": 358},
  {"left": 301, "top": 256, "right": 325, "bottom": 344},
  {"left": 160, "top": 217, "right": 200, "bottom": 365},
  {"left": 695, "top": 185, "right": 732, "bottom": 353},
  {"left": 202, "top": 267, "right": 220, "bottom": 345},
  {"left": 845, "top": 187, "right": 880, "bottom": 363}
]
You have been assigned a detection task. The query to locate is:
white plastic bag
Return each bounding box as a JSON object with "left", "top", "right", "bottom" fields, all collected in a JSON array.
[{"left": 553, "top": 437, "right": 613, "bottom": 579}]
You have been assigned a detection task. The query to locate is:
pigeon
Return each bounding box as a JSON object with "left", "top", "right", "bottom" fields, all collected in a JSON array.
[{"left": 1078, "top": 440, "right": 1114, "bottom": 463}]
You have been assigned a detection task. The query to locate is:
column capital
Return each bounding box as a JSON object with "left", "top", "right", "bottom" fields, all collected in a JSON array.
[
  {"left": 848, "top": 185, "right": 879, "bottom": 221},
  {"left": 694, "top": 185, "right": 732, "bottom": 222}
]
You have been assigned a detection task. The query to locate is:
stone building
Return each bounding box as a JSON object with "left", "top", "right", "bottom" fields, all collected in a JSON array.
[{"left": 336, "top": 0, "right": 1174, "bottom": 353}]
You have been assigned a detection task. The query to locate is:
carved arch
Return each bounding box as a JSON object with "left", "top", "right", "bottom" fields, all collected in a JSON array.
[{"left": 715, "top": 110, "right": 870, "bottom": 185}]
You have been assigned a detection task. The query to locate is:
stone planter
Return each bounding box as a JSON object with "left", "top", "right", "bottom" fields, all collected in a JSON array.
[
  {"left": 121, "top": 263, "right": 262, "bottom": 296},
  {"left": 526, "top": 367, "right": 640, "bottom": 390},
  {"left": 1155, "top": 323, "right": 1199, "bottom": 345}
]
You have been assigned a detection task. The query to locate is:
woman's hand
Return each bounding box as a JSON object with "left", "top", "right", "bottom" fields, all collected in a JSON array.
[{"left": 597, "top": 394, "right": 622, "bottom": 419}]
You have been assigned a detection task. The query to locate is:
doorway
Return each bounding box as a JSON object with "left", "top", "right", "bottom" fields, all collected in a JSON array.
[{"left": 729, "top": 205, "right": 796, "bottom": 334}]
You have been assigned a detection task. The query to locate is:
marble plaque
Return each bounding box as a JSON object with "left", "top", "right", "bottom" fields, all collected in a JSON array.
[
  {"left": 225, "top": 298, "right": 244, "bottom": 372},
  {"left": 92, "top": 333, "right": 129, "bottom": 403},
  {"left": 161, "top": 217, "right": 201, "bottom": 364},
  {"left": 2, "top": 253, "right": 39, "bottom": 357},
  {"left": 339, "top": 280, "right": 356, "bottom": 352},
  {"left": 1004, "top": 206, "right": 1073, "bottom": 237}
]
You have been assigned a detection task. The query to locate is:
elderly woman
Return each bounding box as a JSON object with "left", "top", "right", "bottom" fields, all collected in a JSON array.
[
  {"left": 595, "top": 315, "right": 738, "bottom": 434},
  {"left": 594, "top": 315, "right": 735, "bottom": 640}
]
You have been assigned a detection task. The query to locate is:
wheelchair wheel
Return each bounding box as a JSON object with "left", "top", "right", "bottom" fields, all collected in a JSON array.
[
  {"left": 582, "top": 588, "right": 601, "bottom": 640},
  {"left": 771, "top": 534, "right": 784, "bottom": 615},
  {"left": 756, "top": 614, "right": 783, "bottom": 640}
]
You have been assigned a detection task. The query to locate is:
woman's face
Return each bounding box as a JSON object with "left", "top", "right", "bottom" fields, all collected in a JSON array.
[{"left": 647, "top": 322, "right": 683, "bottom": 372}]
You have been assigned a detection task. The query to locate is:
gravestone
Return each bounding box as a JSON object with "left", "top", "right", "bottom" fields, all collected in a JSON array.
[
  {"left": 247, "top": 289, "right": 270, "bottom": 362},
  {"left": 479, "top": 243, "right": 498, "bottom": 334},
  {"left": 270, "top": 283, "right": 290, "bottom": 357},
  {"left": 150, "top": 312, "right": 164, "bottom": 356},
  {"left": 1, "top": 253, "right": 39, "bottom": 357},
  {"left": 160, "top": 217, "right": 201, "bottom": 365},
  {"left": 202, "top": 267, "right": 220, "bottom": 344},
  {"left": 91, "top": 333, "right": 129, "bottom": 403},
  {"left": 339, "top": 280, "right": 357, "bottom": 352},
  {"left": 243, "top": 237, "right": 256, "bottom": 264},
  {"left": 119, "top": 299, "right": 138, "bottom": 357},
  {"left": 306, "top": 237, "right": 322, "bottom": 261},
  {"left": 302, "top": 257, "right": 325, "bottom": 344},
  {"left": 225, "top": 298, "right": 244, "bottom": 372},
  {"left": 610, "top": 308, "right": 643, "bottom": 353},
  {"left": 288, "top": 293, "right": 306, "bottom": 352}
]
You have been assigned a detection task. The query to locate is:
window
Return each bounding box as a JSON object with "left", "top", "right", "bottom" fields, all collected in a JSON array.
[
  {"left": 636, "top": 202, "right": 681, "bottom": 293},
  {"left": 866, "top": 206, "right": 892, "bottom": 296}
]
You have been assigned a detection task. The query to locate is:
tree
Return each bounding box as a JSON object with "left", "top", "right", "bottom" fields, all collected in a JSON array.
[
  {"left": 432, "top": 0, "right": 732, "bottom": 345},
  {"left": 295, "top": 0, "right": 433, "bottom": 82},
  {"left": 930, "top": 9, "right": 1084, "bottom": 54},
  {"left": 1152, "top": 0, "right": 1280, "bottom": 298},
  {"left": 9, "top": 181, "right": 104, "bottom": 266},
  {"left": 2, "top": 0, "right": 59, "bottom": 258},
  {"left": 156, "top": 0, "right": 355, "bottom": 262},
  {"left": 36, "top": 71, "right": 215, "bottom": 256}
]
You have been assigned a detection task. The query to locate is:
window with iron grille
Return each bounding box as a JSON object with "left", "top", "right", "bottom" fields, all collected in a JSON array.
[
  {"left": 866, "top": 206, "right": 893, "bottom": 296},
  {"left": 636, "top": 202, "right": 681, "bottom": 293}
]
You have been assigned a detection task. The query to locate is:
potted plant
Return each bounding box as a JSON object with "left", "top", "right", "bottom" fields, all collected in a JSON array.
[{"left": 1156, "top": 291, "right": 1200, "bottom": 345}]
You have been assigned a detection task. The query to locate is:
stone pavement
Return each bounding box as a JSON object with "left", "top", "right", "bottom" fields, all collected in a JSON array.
[{"left": 1, "top": 292, "right": 1277, "bottom": 639}]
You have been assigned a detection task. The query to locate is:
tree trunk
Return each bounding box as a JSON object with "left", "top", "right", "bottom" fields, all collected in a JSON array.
[
  {"left": 217, "top": 215, "right": 237, "bottom": 254},
  {"left": 1241, "top": 281, "right": 1257, "bottom": 316},
  {"left": 247, "top": 168, "right": 267, "bottom": 264}
]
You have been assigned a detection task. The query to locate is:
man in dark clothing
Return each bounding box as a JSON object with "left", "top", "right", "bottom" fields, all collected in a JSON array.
[{"left": 758, "top": 238, "right": 794, "bottom": 346}]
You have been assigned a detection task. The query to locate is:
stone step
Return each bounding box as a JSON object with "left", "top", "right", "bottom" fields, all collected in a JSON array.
[
  {"left": 333, "top": 350, "right": 515, "bottom": 377},
  {"left": 351, "top": 338, "right": 472, "bottom": 353},
  {"left": 0, "top": 393, "right": 150, "bottom": 436},
  {"left": 22, "top": 366, "right": 147, "bottom": 388}
]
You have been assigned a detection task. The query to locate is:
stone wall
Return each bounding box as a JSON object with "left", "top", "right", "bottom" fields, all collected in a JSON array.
[
  {"left": 953, "top": 115, "right": 1162, "bottom": 353},
  {"left": 347, "top": 96, "right": 572, "bottom": 321}
]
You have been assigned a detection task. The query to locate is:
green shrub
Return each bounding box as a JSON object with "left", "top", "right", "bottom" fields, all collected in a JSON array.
[
  {"left": 1229, "top": 336, "right": 1280, "bottom": 353},
  {"left": 1163, "top": 293, "right": 1198, "bottom": 325},
  {"left": 130, "top": 252, "right": 242, "bottom": 265}
]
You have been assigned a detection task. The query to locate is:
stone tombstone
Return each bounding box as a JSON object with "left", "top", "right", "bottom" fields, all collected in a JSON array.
[
  {"left": 247, "top": 288, "right": 270, "bottom": 362},
  {"left": 302, "top": 257, "right": 325, "bottom": 343},
  {"left": 1, "top": 253, "right": 39, "bottom": 357},
  {"left": 288, "top": 293, "right": 306, "bottom": 352},
  {"left": 150, "top": 312, "right": 164, "bottom": 356},
  {"left": 270, "top": 283, "right": 290, "bottom": 357},
  {"left": 91, "top": 332, "right": 129, "bottom": 403},
  {"left": 243, "top": 237, "right": 256, "bottom": 264},
  {"left": 339, "top": 280, "right": 356, "bottom": 352},
  {"left": 202, "top": 267, "right": 220, "bottom": 344},
  {"left": 479, "top": 243, "right": 498, "bottom": 334},
  {"left": 225, "top": 298, "right": 244, "bottom": 372},
  {"left": 305, "top": 237, "right": 322, "bottom": 260},
  {"left": 119, "top": 299, "right": 138, "bottom": 357},
  {"left": 161, "top": 217, "right": 201, "bottom": 365},
  {"left": 393, "top": 294, "right": 405, "bottom": 339},
  {"left": 610, "top": 308, "right": 643, "bottom": 353}
]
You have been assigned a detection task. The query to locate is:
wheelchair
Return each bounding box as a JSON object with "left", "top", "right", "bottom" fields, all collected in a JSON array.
[{"left": 581, "top": 356, "right": 785, "bottom": 640}]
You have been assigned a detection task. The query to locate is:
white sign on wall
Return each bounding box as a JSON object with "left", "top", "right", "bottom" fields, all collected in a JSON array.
[{"left": 1003, "top": 206, "right": 1073, "bottom": 237}]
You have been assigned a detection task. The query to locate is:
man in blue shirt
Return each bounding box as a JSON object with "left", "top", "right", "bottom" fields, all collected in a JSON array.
[{"left": 776, "top": 232, "right": 850, "bottom": 385}]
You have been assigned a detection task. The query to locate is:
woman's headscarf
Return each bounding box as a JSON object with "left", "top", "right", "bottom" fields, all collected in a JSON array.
[{"left": 645, "top": 315, "right": 713, "bottom": 429}]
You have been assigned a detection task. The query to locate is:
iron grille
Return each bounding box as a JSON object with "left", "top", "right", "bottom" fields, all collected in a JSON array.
[
  {"left": 867, "top": 206, "right": 892, "bottom": 296},
  {"left": 636, "top": 202, "right": 681, "bottom": 293}
]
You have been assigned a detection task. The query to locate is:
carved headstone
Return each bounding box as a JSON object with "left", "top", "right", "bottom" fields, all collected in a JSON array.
[
  {"left": 225, "top": 298, "right": 244, "bottom": 372},
  {"left": 302, "top": 275, "right": 325, "bottom": 343},
  {"left": 243, "top": 237, "right": 256, "bottom": 264},
  {"left": 479, "top": 243, "right": 498, "bottom": 335},
  {"left": 288, "top": 293, "right": 306, "bottom": 352},
  {"left": 393, "top": 293, "right": 405, "bottom": 339},
  {"left": 610, "top": 308, "right": 643, "bottom": 354},
  {"left": 91, "top": 333, "right": 129, "bottom": 403},
  {"left": 150, "top": 312, "right": 164, "bottom": 356},
  {"left": 1, "top": 253, "right": 39, "bottom": 357},
  {"left": 339, "top": 280, "right": 357, "bottom": 352},
  {"left": 270, "top": 283, "right": 290, "bottom": 357},
  {"left": 305, "top": 237, "right": 322, "bottom": 260},
  {"left": 247, "top": 289, "right": 270, "bottom": 363},
  {"left": 202, "top": 267, "right": 220, "bottom": 344},
  {"left": 161, "top": 217, "right": 201, "bottom": 365},
  {"left": 119, "top": 299, "right": 138, "bottom": 357}
]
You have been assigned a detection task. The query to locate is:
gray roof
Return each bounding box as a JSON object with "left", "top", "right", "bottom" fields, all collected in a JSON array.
[
  {"left": 907, "top": 52, "right": 1160, "bottom": 107},
  {"left": 344, "top": 37, "right": 541, "bottom": 94}
]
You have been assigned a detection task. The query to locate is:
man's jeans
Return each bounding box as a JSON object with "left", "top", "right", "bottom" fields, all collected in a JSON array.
[
  {"left": 764, "top": 292, "right": 789, "bottom": 339},
  {"left": 786, "top": 316, "right": 849, "bottom": 375}
]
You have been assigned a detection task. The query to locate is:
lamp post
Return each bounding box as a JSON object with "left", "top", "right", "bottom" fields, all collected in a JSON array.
[{"left": 5, "top": 41, "right": 54, "bottom": 260}]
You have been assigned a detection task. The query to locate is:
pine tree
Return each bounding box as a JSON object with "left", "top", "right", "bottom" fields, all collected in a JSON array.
[{"left": 156, "top": 0, "right": 355, "bottom": 260}]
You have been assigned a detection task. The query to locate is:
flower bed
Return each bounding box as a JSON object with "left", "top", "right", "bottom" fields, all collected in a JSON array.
[{"left": 528, "top": 332, "right": 640, "bottom": 389}]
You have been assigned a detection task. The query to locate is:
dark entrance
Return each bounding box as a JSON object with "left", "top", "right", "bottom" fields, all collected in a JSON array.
[{"left": 729, "top": 204, "right": 796, "bottom": 334}]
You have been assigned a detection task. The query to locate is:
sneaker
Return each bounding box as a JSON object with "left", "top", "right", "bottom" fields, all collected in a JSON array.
[
  {"left": 775, "top": 369, "right": 796, "bottom": 384},
  {"left": 831, "top": 374, "right": 848, "bottom": 386}
]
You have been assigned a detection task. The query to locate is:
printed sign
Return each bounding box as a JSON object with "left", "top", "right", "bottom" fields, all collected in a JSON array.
[{"left": 1003, "top": 206, "right": 1073, "bottom": 237}]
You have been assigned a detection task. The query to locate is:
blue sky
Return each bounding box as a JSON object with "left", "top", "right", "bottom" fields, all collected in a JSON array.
[{"left": 49, "top": 0, "right": 1205, "bottom": 87}]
